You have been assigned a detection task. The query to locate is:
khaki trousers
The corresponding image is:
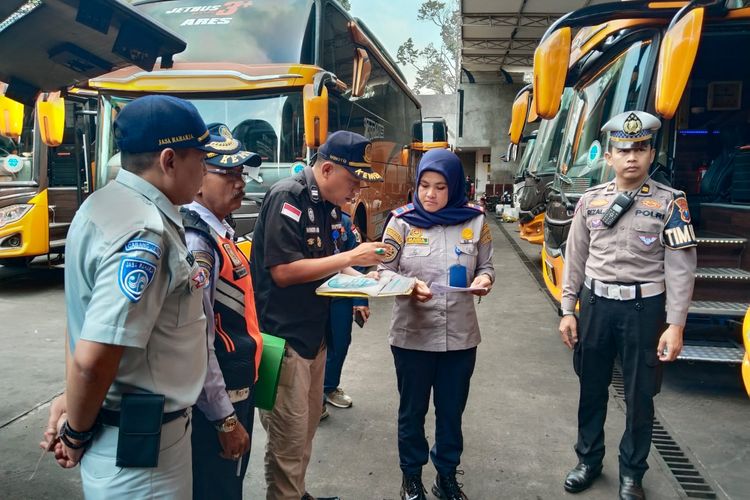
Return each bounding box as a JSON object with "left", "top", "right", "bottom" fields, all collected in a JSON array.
[{"left": 260, "top": 345, "right": 326, "bottom": 500}]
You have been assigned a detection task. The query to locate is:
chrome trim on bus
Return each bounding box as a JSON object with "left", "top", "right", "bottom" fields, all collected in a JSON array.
[{"left": 92, "top": 70, "right": 303, "bottom": 84}]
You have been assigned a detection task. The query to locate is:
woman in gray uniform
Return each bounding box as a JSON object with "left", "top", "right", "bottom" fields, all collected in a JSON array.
[{"left": 379, "top": 149, "right": 495, "bottom": 500}]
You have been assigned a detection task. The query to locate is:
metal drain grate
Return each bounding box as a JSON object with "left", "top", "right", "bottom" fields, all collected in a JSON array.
[{"left": 611, "top": 367, "right": 717, "bottom": 499}]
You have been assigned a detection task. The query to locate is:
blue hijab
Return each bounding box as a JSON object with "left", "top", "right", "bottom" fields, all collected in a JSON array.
[{"left": 401, "top": 149, "right": 479, "bottom": 228}]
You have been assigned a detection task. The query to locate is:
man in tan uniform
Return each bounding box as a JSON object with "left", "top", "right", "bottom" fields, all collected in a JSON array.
[{"left": 558, "top": 111, "right": 697, "bottom": 500}]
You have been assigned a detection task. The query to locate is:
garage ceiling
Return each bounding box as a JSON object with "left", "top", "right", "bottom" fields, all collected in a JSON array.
[{"left": 460, "top": 0, "right": 610, "bottom": 81}]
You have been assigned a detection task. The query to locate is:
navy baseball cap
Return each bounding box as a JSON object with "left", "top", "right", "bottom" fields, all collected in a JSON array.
[
  {"left": 204, "top": 123, "right": 262, "bottom": 168},
  {"left": 317, "top": 130, "right": 383, "bottom": 182},
  {"left": 114, "top": 95, "right": 238, "bottom": 154}
]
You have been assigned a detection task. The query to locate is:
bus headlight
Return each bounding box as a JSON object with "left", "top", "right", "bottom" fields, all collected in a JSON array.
[{"left": 0, "top": 204, "right": 32, "bottom": 228}]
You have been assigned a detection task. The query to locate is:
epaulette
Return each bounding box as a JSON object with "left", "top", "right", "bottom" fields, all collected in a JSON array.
[
  {"left": 585, "top": 182, "right": 609, "bottom": 194},
  {"left": 465, "top": 202, "right": 485, "bottom": 213},
  {"left": 180, "top": 208, "right": 217, "bottom": 246},
  {"left": 392, "top": 203, "right": 415, "bottom": 217},
  {"left": 652, "top": 181, "right": 684, "bottom": 197}
]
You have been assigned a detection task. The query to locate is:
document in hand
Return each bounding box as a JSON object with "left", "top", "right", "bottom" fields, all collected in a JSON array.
[{"left": 315, "top": 273, "right": 416, "bottom": 298}]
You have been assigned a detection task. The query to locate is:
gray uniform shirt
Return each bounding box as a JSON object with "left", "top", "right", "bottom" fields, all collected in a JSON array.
[
  {"left": 378, "top": 213, "right": 495, "bottom": 351},
  {"left": 65, "top": 169, "right": 208, "bottom": 412},
  {"left": 561, "top": 180, "right": 698, "bottom": 326},
  {"left": 184, "top": 201, "right": 236, "bottom": 421}
]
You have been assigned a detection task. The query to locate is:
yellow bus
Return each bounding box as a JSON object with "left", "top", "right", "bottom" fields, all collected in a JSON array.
[
  {"left": 0, "top": 0, "right": 186, "bottom": 266},
  {"left": 534, "top": 0, "right": 750, "bottom": 364},
  {"left": 413, "top": 117, "right": 450, "bottom": 151},
  {"left": 90, "top": 0, "right": 424, "bottom": 242}
]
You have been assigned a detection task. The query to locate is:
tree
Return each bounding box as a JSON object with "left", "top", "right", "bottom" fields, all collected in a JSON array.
[{"left": 396, "top": 0, "right": 460, "bottom": 94}]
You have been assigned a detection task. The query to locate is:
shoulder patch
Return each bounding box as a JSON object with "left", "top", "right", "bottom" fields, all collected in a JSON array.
[
  {"left": 466, "top": 202, "right": 485, "bottom": 213},
  {"left": 663, "top": 196, "right": 697, "bottom": 249},
  {"left": 192, "top": 250, "right": 215, "bottom": 272},
  {"left": 385, "top": 226, "right": 404, "bottom": 246},
  {"left": 392, "top": 203, "right": 415, "bottom": 218},
  {"left": 281, "top": 202, "right": 302, "bottom": 222},
  {"left": 351, "top": 225, "right": 362, "bottom": 244},
  {"left": 118, "top": 257, "right": 156, "bottom": 302},
  {"left": 480, "top": 222, "right": 492, "bottom": 245},
  {"left": 383, "top": 239, "right": 401, "bottom": 263},
  {"left": 123, "top": 239, "right": 162, "bottom": 259}
]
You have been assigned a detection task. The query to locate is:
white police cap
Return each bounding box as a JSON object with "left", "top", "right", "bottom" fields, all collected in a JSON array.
[{"left": 601, "top": 111, "right": 661, "bottom": 149}]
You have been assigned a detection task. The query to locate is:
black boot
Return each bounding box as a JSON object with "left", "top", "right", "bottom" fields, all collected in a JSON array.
[
  {"left": 619, "top": 476, "right": 645, "bottom": 500},
  {"left": 564, "top": 463, "right": 603, "bottom": 493},
  {"left": 400, "top": 473, "right": 427, "bottom": 500},
  {"left": 431, "top": 471, "right": 468, "bottom": 500}
]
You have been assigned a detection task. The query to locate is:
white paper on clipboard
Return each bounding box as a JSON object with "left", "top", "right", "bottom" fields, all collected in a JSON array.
[{"left": 430, "top": 282, "right": 487, "bottom": 293}]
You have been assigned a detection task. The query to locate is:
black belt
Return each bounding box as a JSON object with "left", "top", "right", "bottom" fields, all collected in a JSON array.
[{"left": 98, "top": 407, "right": 188, "bottom": 427}]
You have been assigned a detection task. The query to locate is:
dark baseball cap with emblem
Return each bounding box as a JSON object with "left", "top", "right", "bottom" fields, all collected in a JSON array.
[
  {"left": 114, "top": 95, "right": 238, "bottom": 155},
  {"left": 204, "top": 123, "right": 262, "bottom": 168},
  {"left": 317, "top": 130, "right": 383, "bottom": 182}
]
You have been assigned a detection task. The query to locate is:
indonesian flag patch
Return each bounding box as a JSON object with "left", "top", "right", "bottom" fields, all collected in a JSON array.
[{"left": 281, "top": 202, "right": 302, "bottom": 222}]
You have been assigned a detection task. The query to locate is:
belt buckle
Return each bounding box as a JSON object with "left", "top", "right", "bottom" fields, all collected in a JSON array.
[{"left": 607, "top": 285, "right": 622, "bottom": 300}]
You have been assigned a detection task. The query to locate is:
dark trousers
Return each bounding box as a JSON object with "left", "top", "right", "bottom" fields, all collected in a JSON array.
[
  {"left": 574, "top": 285, "right": 665, "bottom": 479},
  {"left": 324, "top": 298, "right": 354, "bottom": 394},
  {"left": 391, "top": 346, "right": 477, "bottom": 476},
  {"left": 192, "top": 396, "right": 254, "bottom": 500}
]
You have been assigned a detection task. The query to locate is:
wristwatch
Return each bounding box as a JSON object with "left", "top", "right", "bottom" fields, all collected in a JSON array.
[
  {"left": 560, "top": 309, "right": 576, "bottom": 317},
  {"left": 214, "top": 413, "right": 239, "bottom": 433}
]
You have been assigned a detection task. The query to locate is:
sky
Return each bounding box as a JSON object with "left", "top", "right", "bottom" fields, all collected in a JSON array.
[{"left": 347, "top": 0, "right": 444, "bottom": 90}]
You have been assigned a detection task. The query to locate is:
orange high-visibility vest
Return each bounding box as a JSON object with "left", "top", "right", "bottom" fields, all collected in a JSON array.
[{"left": 213, "top": 231, "right": 263, "bottom": 387}]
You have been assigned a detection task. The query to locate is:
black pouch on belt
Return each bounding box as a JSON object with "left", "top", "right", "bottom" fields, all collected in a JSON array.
[{"left": 116, "top": 393, "right": 165, "bottom": 468}]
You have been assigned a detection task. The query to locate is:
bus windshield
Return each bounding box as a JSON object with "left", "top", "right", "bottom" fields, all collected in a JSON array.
[
  {"left": 134, "top": 0, "right": 315, "bottom": 64},
  {"left": 515, "top": 137, "right": 536, "bottom": 178},
  {"left": 0, "top": 107, "right": 36, "bottom": 185},
  {"left": 97, "top": 92, "right": 306, "bottom": 194},
  {"left": 561, "top": 38, "right": 655, "bottom": 188},
  {"left": 527, "top": 88, "right": 573, "bottom": 176}
]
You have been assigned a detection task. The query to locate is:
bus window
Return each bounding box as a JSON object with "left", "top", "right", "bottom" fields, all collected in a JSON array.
[
  {"left": 562, "top": 38, "right": 655, "bottom": 187},
  {"left": 0, "top": 106, "right": 35, "bottom": 184},
  {"left": 321, "top": 3, "right": 355, "bottom": 91}
]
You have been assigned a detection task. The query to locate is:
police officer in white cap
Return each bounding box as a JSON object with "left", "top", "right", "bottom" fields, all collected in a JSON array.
[{"left": 559, "top": 111, "right": 697, "bottom": 500}]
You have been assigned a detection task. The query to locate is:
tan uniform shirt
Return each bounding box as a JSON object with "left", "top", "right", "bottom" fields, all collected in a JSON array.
[
  {"left": 561, "top": 180, "right": 697, "bottom": 326},
  {"left": 378, "top": 213, "right": 495, "bottom": 351}
]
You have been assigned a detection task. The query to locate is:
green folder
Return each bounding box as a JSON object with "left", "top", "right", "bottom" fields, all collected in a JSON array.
[{"left": 255, "top": 333, "right": 286, "bottom": 411}]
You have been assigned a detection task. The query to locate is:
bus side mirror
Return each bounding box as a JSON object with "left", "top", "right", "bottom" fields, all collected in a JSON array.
[
  {"left": 0, "top": 83, "right": 24, "bottom": 138},
  {"left": 655, "top": 7, "right": 705, "bottom": 120},
  {"left": 509, "top": 87, "right": 531, "bottom": 146},
  {"left": 303, "top": 83, "right": 329, "bottom": 149},
  {"left": 533, "top": 27, "right": 571, "bottom": 119},
  {"left": 528, "top": 96, "right": 539, "bottom": 123},
  {"left": 352, "top": 48, "right": 371, "bottom": 98},
  {"left": 36, "top": 92, "right": 65, "bottom": 147},
  {"left": 401, "top": 145, "right": 409, "bottom": 166}
]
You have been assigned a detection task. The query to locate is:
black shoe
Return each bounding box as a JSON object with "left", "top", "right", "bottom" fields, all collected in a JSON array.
[
  {"left": 301, "top": 494, "right": 340, "bottom": 500},
  {"left": 564, "top": 463, "right": 603, "bottom": 493},
  {"left": 400, "top": 473, "right": 427, "bottom": 500},
  {"left": 619, "top": 476, "right": 645, "bottom": 500},
  {"left": 432, "top": 471, "right": 468, "bottom": 500}
]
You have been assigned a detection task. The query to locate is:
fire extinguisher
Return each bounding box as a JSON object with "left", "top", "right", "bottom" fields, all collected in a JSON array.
[{"left": 696, "top": 161, "right": 708, "bottom": 193}]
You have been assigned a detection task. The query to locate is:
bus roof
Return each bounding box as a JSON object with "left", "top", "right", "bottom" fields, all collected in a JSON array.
[{"left": 0, "top": 0, "right": 186, "bottom": 104}]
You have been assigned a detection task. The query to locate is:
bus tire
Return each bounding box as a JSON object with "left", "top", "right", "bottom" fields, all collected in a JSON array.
[
  {"left": 355, "top": 205, "right": 368, "bottom": 241},
  {"left": 1, "top": 257, "right": 31, "bottom": 268}
]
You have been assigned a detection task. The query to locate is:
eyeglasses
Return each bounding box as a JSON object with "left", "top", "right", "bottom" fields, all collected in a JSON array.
[{"left": 206, "top": 168, "right": 251, "bottom": 182}]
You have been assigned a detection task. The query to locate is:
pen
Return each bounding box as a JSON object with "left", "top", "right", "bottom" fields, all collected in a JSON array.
[{"left": 236, "top": 455, "right": 243, "bottom": 477}]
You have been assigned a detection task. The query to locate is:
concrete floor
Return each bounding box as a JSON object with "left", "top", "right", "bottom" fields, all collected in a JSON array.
[{"left": 0, "top": 221, "right": 745, "bottom": 499}]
